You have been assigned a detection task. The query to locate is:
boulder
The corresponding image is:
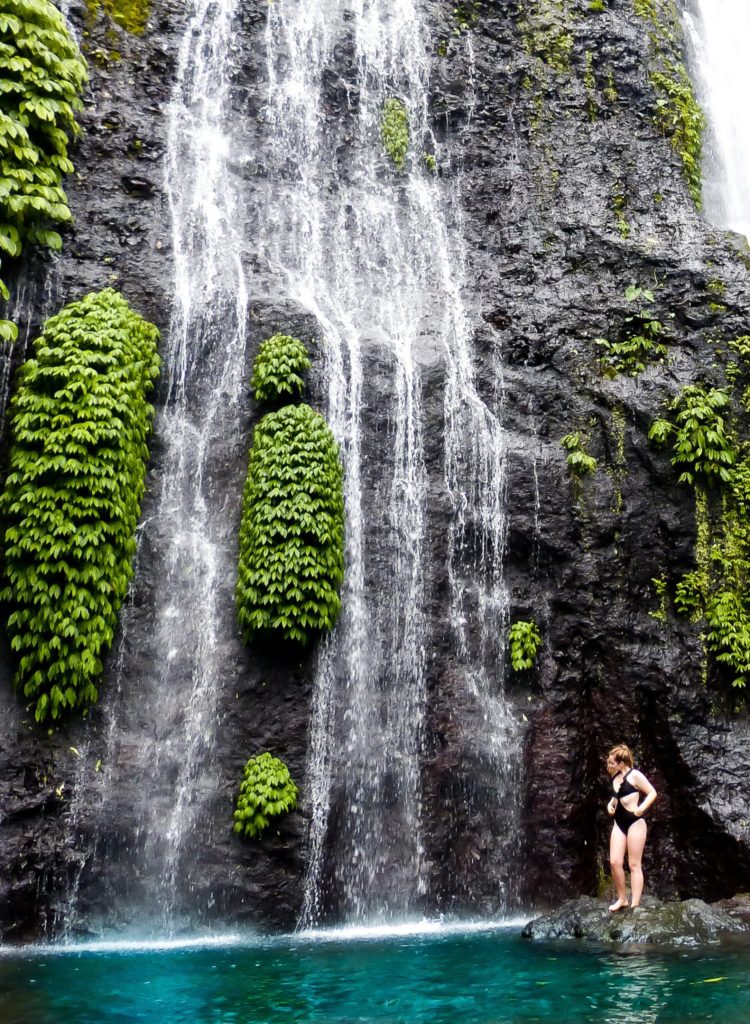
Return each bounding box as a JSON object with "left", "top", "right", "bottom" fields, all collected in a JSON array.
[{"left": 522, "top": 895, "right": 750, "bottom": 947}]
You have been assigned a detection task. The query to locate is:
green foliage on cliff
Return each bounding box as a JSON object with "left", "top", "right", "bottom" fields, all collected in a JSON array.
[
  {"left": 651, "top": 370, "right": 750, "bottom": 689},
  {"left": 519, "top": 0, "right": 575, "bottom": 73},
  {"left": 236, "top": 403, "right": 345, "bottom": 645},
  {"left": 651, "top": 61, "right": 705, "bottom": 207},
  {"left": 649, "top": 385, "right": 735, "bottom": 485},
  {"left": 85, "top": 0, "right": 151, "bottom": 34},
  {"left": 672, "top": 471, "right": 750, "bottom": 690},
  {"left": 251, "top": 333, "right": 311, "bottom": 404},
  {"left": 596, "top": 286, "right": 670, "bottom": 376},
  {"left": 561, "top": 431, "right": 597, "bottom": 477},
  {"left": 380, "top": 98, "right": 409, "bottom": 173},
  {"left": 453, "top": 1, "right": 480, "bottom": 34},
  {"left": 632, "top": 0, "right": 705, "bottom": 206},
  {"left": 633, "top": 0, "right": 657, "bottom": 21},
  {"left": 509, "top": 619, "right": 542, "bottom": 672},
  {"left": 0, "top": 289, "right": 160, "bottom": 721},
  {"left": 233, "top": 752, "right": 298, "bottom": 839},
  {"left": 0, "top": 0, "right": 87, "bottom": 342}
]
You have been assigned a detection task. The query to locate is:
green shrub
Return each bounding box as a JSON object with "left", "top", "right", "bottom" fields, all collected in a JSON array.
[
  {"left": 649, "top": 385, "right": 735, "bottom": 485},
  {"left": 596, "top": 286, "right": 670, "bottom": 376},
  {"left": 508, "top": 619, "right": 542, "bottom": 671},
  {"left": 0, "top": 288, "right": 160, "bottom": 721},
  {"left": 561, "top": 432, "right": 597, "bottom": 477},
  {"left": 651, "top": 61, "right": 705, "bottom": 207},
  {"left": 233, "top": 752, "right": 298, "bottom": 839},
  {"left": 251, "top": 333, "right": 311, "bottom": 404},
  {"left": 380, "top": 98, "right": 409, "bottom": 172},
  {"left": 236, "top": 403, "right": 344, "bottom": 645},
  {"left": 0, "top": 0, "right": 87, "bottom": 342}
]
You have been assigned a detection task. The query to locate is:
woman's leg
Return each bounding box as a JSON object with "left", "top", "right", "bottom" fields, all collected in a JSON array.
[
  {"left": 609, "top": 824, "right": 628, "bottom": 911},
  {"left": 626, "top": 819, "right": 648, "bottom": 906}
]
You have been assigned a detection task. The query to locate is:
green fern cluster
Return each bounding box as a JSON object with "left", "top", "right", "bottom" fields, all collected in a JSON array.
[
  {"left": 380, "top": 98, "right": 409, "bottom": 172},
  {"left": 0, "top": 0, "right": 87, "bottom": 341},
  {"left": 561, "top": 431, "right": 597, "bottom": 477},
  {"left": 671, "top": 463, "right": 750, "bottom": 689},
  {"left": 0, "top": 288, "right": 160, "bottom": 721},
  {"left": 508, "top": 619, "right": 542, "bottom": 672},
  {"left": 236, "top": 403, "right": 344, "bottom": 645},
  {"left": 651, "top": 61, "right": 705, "bottom": 208},
  {"left": 233, "top": 752, "right": 298, "bottom": 839},
  {"left": 649, "top": 385, "right": 735, "bottom": 485},
  {"left": 650, "top": 375, "right": 750, "bottom": 689},
  {"left": 596, "top": 285, "right": 670, "bottom": 376},
  {"left": 251, "top": 333, "right": 311, "bottom": 404}
]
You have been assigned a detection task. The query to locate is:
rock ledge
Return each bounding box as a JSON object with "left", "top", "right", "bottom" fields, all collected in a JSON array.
[{"left": 522, "top": 896, "right": 750, "bottom": 947}]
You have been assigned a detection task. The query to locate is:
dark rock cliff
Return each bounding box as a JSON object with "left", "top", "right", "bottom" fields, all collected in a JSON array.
[{"left": 0, "top": 0, "right": 748, "bottom": 940}]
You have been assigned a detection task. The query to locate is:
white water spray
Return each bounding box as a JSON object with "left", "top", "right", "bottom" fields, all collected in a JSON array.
[
  {"left": 64, "top": 0, "right": 249, "bottom": 934},
  {"left": 260, "top": 0, "right": 519, "bottom": 924},
  {"left": 684, "top": 0, "right": 750, "bottom": 238}
]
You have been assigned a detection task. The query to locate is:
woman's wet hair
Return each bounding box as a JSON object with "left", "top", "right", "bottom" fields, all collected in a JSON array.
[{"left": 607, "top": 744, "right": 634, "bottom": 768}]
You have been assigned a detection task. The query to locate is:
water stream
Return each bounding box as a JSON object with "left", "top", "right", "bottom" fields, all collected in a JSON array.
[
  {"left": 259, "top": 0, "right": 519, "bottom": 924},
  {"left": 64, "top": 0, "right": 249, "bottom": 934},
  {"left": 2, "top": 927, "right": 749, "bottom": 1024},
  {"left": 684, "top": 0, "right": 750, "bottom": 238}
]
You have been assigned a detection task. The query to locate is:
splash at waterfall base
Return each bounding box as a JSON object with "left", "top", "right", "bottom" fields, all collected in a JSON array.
[{"left": 1, "top": 0, "right": 750, "bottom": 942}]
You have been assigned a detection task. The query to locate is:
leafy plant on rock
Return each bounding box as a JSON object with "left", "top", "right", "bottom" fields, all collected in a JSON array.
[
  {"left": 251, "top": 333, "right": 311, "bottom": 404},
  {"left": 85, "top": 0, "right": 151, "bottom": 35},
  {"left": 508, "top": 619, "right": 542, "bottom": 672},
  {"left": 596, "top": 285, "right": 670, "bottom": 376},
  {"left": 561, "top": 431, "right": 597, "bottom": 477},
  {"left": 233, "top": 752, "right": 298, "bottom": 839},
  {"left": 453, "top": 1, "right": 480, "bottom": 34},
  {"left": 651, "top": 61, "right": 705, "bottom": 207},
  {"left": 649, "top": 385, "right": 735, "bottom": 485},
  {"left": 236, "top": 403, "right": 345, "bottom": 645},
  {"left": 0, "top": 0, "right": 87, "bottom": 342},
  {"left": 380, "top": 98, "right": 409, "bottom": 172},
  {"left": 0, "top": 289, "right": 160, "bottom": 721}
]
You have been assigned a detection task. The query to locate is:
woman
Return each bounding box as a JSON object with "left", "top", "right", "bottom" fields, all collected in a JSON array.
[{"left": 606, "top": 744, "right": 657, "bottom": 912}]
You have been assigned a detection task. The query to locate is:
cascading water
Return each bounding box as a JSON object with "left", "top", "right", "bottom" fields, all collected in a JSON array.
[
  {"left": 259, "top": 1, "right": 520, "bottom": 925},
  {"left": 683, "top": 0, "right": 750, "bottom": 238},
  {"left": 64, "top": 0, "right": 249, "bottom": 934}
]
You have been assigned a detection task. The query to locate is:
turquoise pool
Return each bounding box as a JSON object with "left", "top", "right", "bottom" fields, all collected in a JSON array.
[{"left": 1, "top": 921, "right": 748, "bottom": 1023}]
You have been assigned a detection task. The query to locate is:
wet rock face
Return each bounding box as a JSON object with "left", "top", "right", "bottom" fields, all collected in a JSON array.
[
  {"left": 521, "top": 895, "right": 750, "bottom": 946},
  {"left": 1, "top": 0, "right": 750, "bottom": 940}
]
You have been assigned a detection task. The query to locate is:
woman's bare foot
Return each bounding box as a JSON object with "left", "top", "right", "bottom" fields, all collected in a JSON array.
[{"left": 608, "top": 898, "right": 628, "bottom": 913}]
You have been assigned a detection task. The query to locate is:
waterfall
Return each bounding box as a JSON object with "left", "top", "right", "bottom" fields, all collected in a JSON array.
[
  {"left": 259, "top": 0, "right": 520, "bottom": 925},
  {"left": 684, "top": 0, "right": 750, "bottom": 238},
  {"left": 64, "top": 0, "right": 249, "bottom": 934}
]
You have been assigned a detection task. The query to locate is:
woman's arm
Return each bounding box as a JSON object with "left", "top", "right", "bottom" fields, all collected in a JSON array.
[
  {"left": 607, "top": 797, "right": 617, "bottom": 816},
  {"left": 630, "top": 770, "right": 657, "bottom": 816}
]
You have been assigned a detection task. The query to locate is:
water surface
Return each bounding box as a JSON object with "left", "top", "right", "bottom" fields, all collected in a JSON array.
[{"left": 1, "top": 924, "right": 748, "bottom": 1023}]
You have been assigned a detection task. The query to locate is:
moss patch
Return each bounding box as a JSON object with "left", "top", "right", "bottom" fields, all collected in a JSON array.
[{"left": 85, "top": 0, "right": 151, "bottom": 34}]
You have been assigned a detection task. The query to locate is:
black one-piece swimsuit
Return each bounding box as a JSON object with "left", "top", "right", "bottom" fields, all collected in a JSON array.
[{"left": 613, "top": 769, "right": 641, "bottom": 834}]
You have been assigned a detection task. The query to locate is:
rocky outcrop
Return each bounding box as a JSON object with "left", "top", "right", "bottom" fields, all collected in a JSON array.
[
  {"left": 1, "top": 0, "right": 749, "bottom": 941},
  {"left": 522, "top": 895, "right": 750, "bottom": 946}
]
